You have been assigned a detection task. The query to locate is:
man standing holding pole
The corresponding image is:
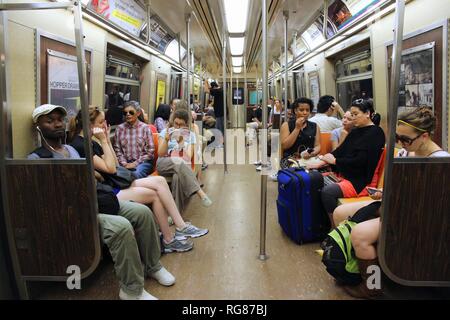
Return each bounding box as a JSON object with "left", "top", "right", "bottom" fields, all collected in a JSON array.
[{"left": 204, "top": 80, "right": 225, "bottom": 147}]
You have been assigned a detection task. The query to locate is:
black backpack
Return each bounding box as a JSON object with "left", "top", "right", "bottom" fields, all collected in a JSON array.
[
  {"left": 31, "top": 147, "right": 120, "bottom": 215},
  {"left": 320, "top": 201, "right": 381, "bottom": 285}
]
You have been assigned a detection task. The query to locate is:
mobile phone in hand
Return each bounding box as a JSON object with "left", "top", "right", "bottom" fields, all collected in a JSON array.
[
  {"left": 366, "top": 187, "right": 382, "bottom": 196},
  {"left": 307, "top": 148, "right": 314, "bottom": 154}
]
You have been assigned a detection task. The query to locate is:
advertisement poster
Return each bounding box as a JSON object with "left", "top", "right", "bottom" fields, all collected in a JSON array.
[
  {"left": 398, "top": 44, "right": 434, "bottom": 110},
  {"left": 233, "top": 88, "right": 244, "bottom": 105},
  {"left": 309, "top": 72, "right": 320, "bottom": 112},
  {"left": 88, "top": 0, "right": 145, "bottom": 37},
  {"left": 301, "top": 23, "right": 325, "bottom": 50},
  {"left": 156, "top": 80, "right": 166, "bottom": 106},
  {"left": 328, "top": 0, "right": 382, "bottom": 30},
  {"left": 48, "top": 51, "right": 80, "bottom": 119}
]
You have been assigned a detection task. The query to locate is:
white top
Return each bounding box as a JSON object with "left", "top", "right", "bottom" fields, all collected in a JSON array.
[
  {"left": 397, "top": 148, "right": 450, "bottom": 157},
  {"left": 159, "top": 128, "right": 197, "bottom": 164},
  {"left": 309, "top": 113, "right": 342, "bottom": 133}
]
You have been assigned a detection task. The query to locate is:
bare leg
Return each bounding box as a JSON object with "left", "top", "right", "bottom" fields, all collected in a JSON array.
[
  {"left": 131, "top": 176, "right": 186, "bottom": 230},
  {"left": 333, "top": 200, "right": 376, "bottom": 227},
  {"left": 197, "top": 189, "right": 207, "bottom": 199},
  {"left": 117, "top": 187, "right": 174, "bottom": 243},
  {"left": 351, "top": 218, "right": 380, "bottom": 260}
]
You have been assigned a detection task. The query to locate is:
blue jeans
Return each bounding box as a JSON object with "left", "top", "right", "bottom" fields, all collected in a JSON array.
[
  {"left": 215, "top": 116, "right": 224, "bottom": 135},
  {"left": 215, "top": 116, "right": 224, "bottom": 145},
  {"left": 133, "top": 162, "right": 153, "bottom": 179}
]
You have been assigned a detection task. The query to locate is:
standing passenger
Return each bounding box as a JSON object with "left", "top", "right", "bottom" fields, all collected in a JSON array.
[{"left": 203, "top": 80, "right": 224, "bottom": 146}]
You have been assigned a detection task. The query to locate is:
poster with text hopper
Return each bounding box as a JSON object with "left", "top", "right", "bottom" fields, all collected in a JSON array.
[{"left": 48, "top": 51, "right": 80, "bottom": 119}]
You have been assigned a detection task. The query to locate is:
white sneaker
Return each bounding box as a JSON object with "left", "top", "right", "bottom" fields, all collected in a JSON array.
[
  {"left": 269, "top": 172, "right": 278, "bottom": 182},
  {"left": 119, "top": 288, "right": 158, "bottom": 300},
  {"left": 150, "top": 267, "right": 175, "bottom": 286}
]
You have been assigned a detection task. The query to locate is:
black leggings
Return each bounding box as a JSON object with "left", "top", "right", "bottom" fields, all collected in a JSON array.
[{"left": 321, "top": 183, "right": 344, "bottom": 214}]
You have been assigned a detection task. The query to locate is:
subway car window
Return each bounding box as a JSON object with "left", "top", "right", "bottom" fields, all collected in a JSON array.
[{"left": 0, "top": 0, "right": 449, "bottom": 307}]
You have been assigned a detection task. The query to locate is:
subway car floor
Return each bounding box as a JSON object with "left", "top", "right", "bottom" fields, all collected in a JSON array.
[{"left": 31, "top": 149, "right": 448, "bottom": 300}]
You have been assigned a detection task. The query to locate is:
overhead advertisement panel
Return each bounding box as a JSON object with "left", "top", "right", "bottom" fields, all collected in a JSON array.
[
  {"left": 87, "top": 0, "right": 146, "bottom": 37},
  {"left": 328, "top": 0, "right": 386, "bottom": 30}
]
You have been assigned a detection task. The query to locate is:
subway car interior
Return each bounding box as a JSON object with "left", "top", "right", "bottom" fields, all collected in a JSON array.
[{"left": 0, "top": 0, "right": 450, "bottom": 302}]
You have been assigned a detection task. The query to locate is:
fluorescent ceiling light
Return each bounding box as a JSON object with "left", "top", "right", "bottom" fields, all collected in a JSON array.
[
  {"left": 233, "top": 67, "right": 242, "bottom": 73},
  {"left": 229, "top": 37, "right": 245, "bottom": 56},
  {"left": 232, "top": 56, "right": 243, "bottom": 66},
  {"left": 223, "top": 0, "right": 249, "bottom": 33}
]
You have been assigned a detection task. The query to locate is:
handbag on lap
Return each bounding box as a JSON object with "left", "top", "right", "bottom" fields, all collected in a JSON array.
[{"left": 102, "top": 166, "right": 136, "bottom": 189}]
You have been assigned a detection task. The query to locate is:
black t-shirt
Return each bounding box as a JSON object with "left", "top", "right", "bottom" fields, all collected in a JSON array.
[
  {"left": 332, "top": 125, "right": 385, "bottom": 194},
  {"left": 254, "top": 107, "right": 262, "bottom": 122},
  {"left": 70, "top": 135, "right": 104, "bottom": 158},
  {"left": 210, "top": 88, "right": 224, "bottom": 117},
  {"left": 283, "top": 120, "right": 317, "bottom": 158}
]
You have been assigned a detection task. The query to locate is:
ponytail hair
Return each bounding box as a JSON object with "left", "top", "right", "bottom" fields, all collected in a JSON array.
[
  {"left": 398, "top": 106, "right": 436, "bottom": 134},
  {"left": 351, "top": 98, "right": 381, "bottom": 126},
  {"left": 68, "top": 106, "right": 102, "bottom": 142},
  {"left": 371, "top": 112, "right": 381, "bottom": 126}
]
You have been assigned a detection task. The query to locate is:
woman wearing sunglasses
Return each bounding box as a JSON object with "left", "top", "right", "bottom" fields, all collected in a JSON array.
[
  {"left": 396, "top": 107, "right": 449, "bottom": 157},
  {"left": 331, "top": 107, "right": 449, "bottom": 299}
]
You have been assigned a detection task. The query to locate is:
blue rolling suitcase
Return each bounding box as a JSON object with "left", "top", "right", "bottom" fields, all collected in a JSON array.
[{"left": 276, "top": 168, "right": 330, "bottom": 244}]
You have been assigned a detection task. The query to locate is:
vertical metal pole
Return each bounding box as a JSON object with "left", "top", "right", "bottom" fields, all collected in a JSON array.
[
  {"left": 323, "top": 0, "right": 328, "bottom": 39},
  {"left": 74, "top": 1, "right": 101, "bottom": 267},
  {"left": 379, "top": 0, "right": 405, "bottom": 268},
  {"left": 222, "top": 33, "right": 228, "bottom": 173},
  {"left": 74, "top": 1, "right": 95, "bottom": 171},
  {"left": 283, "top": 10, "right": 289, "bottom": 123},
  {"left": 146, "top": 0, "right": 151, "bottom": 45},
  {"left": 185, "top": 13, "right": 191, "bottom": 103},
  {"left": 259, "top": 0, "right": 268, "bottom": 261},
  {"left": 235, "top": 72, "right": 238, "bottom": 105},
  {"left": 230, "top": 62, "right": 233, "bottom": 108},
  {"left": 191, "top": 49, "right": 195, "bottom": 104},
  {"left": 244, "top": 58, "right": 247, "bottom": 108},
  {"left": 236, "top": 73, "right": 239, "bottom": 127},
  {"left": 177, "top": 32, "right": 181, "bottom": 65},
  {"left": 0, "top": 9, "right": 29, "bottom": 299}
]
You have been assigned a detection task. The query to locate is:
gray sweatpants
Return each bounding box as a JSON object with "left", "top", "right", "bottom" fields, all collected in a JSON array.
[
  {"left": 98, "top": 200, "right": 162, "bottom": 296},
  {"left": 156, "top": 157, "right": 200, "bottom": 211}
]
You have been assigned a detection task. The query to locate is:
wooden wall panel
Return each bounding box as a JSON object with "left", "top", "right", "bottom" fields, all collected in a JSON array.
[
  {"left": 383, "top": 162, "right": 450, "bottom": 282},
  {"left": 5, "top": 164, "right": 98, "bottom": 277}
]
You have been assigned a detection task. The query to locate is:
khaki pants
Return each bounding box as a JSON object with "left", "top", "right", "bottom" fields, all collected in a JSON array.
[
  {"left": 156, "top": 157, "right": 200, "bottom": 211},
  {"left": 98, "top": 201, "right": 162, "bottom": 296}
]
